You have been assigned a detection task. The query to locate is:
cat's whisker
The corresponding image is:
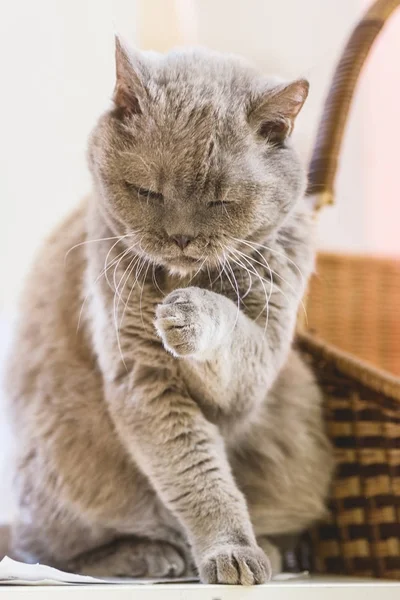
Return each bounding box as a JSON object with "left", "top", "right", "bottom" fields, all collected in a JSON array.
[
  {"left": 133, "top": 252, "right": 149, "bottom": 290},
  {"left": 240, "top": 266, "right": 253, "bottom": 301},
  {"left": 126, "top": 255, "right": 147, "bottom": 330},
  {"left": 188, "top": 257, "right": 207, "bottom": 285},
  {"left": 227, "top": 249, "right": 270, "bottom": 332},
  {"left": 76, "top": 245, "right": 137, "bottom": 333},
  {"left": 232, "top": 236, "right": 306, "bottom": 287},
  {"left": 113, "top": 256, "right": 139, "bottom": 371},
  {"left": 111, "top": 236, "right": 146, "bottom": 368},
  {"left": 118, "top": 255, "right": 142, "bottom": 329},
  {"left": 206, "top": 263, "right": 213, "bottom": 288},
  {"left": 231, "top": 246, "right": 274, "bottom": 307},
  {"left": 232, "top": 243, "right": 308, "bottom": 322},
  {"left": 225, "top": 246, "right": 253, "bottom": 301},
  {"left": 124, "top": 253, "right": 148, "bottom": 329},
  {"left": 236, "top": 247, "right": 308, "bottom": 327},
  {"left": 113, "top": 251, "right": 147, "bottom": 369},
  {"left": 104, "top": 237, "right": 133, "bottom": 293},
  {"left": 64, "top": 233, "right": 136, "bottom": 264},
  {"left": 112, "top": 246, "right": 133, "bottom": 298},
  {"left": 255, "top": 238, "right": 306, "bottom": 285},
  {"left": 97, "top": 248, "right": 132, "bottom": 287},
  {"left": 222, "top": 250, "right": 241, "bottom": 331},
  {"left": 112, "top": 234, "right": 146, "bottom": 307},
  {"left": 111, "top": 254, "right": 139, "bottom": 368},
  {"left": 218, "top": 249, "right": 241, "bottom": 333},
  {"left": 115, "top": 258, "right": 135, "bottom": 325},
  {"left": 209, "top": 251, "right": 226, "bottom": 289},
  {"left": 215, "top": 255, "right": 227, "bottom": 295},
  {"left": 139, "top": 260, "right": 152, "bottom": 331},
  {"left": 233, "top": 246, "right": 290, "bottom": 312},
  {"left": 152, "top": 264, "right": 165, "bottom": 297},
  {"left": 119, "top": 257, "right": 145, "bottom": 329}
]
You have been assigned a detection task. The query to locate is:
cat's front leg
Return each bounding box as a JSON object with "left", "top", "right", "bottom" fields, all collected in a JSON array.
[
  {"left": 155, "top": 284, "right": 297, "bottom": 416},
  {"left": 155, "top": 287, "right": 232, "bottom": 361},
  {"left": 106, "top": 365, "right": 271, "bottom": 584}
]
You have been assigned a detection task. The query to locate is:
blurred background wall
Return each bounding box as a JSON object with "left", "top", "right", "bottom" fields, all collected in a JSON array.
[{"left": 0, "top": 0, "right": 399, "bottom": 523}]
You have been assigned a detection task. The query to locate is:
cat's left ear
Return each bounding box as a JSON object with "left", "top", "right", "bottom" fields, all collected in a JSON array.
[
  {"left": 113, "top": 36, "right": 147, "bottom": 117},
  {"left": 249, "top": 79, "right": 309, "bottom": 143}
]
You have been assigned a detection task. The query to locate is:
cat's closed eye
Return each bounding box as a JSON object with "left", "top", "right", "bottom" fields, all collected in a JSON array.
[
  {"left": 207, "top": 200, "right": 232, "bottom": 208},
  {"left": 124, "top": 182, "right": 164, "bottom": 203}
]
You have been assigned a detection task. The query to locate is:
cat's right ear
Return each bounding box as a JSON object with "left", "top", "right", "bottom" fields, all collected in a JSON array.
[
  {"left": 248, "top": 79, "right": 309, "bottom": 144},
  {"left": 113, "top": 36, "right": 146, "bottom": 117}
]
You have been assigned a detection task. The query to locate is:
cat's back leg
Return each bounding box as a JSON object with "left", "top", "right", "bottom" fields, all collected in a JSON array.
[
  {"left": 57, "top": 537, "right": 188, "bottom": 578},
  {"left": 8, "top": 321, "right": 187, "bottom": 571},
  {"left": 9, "top": 359, "right": 187, "bottom": 571},
  {"left": 9, "top": 364, "right": 190, "bottom": 576},
  {"left": 12, "top": 510, "right": 189, "bottom": 578}
]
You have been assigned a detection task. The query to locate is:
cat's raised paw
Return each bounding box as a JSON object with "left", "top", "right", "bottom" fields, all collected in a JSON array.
[
  {"left": 155, "top": 287, "right": 220, "bottom": 358},
  {"left": 199, "top": 544, "right": 271, "bottom": 585}
]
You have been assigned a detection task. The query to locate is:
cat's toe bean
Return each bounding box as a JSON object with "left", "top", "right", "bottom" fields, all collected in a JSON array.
[{"left": 199, "top": 544, "right": 271, "bottom": 585}]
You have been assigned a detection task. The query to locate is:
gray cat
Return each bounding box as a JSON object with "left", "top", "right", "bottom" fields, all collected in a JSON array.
[{"left": 6, "top": 40, "right": 333, "bottom": 585}]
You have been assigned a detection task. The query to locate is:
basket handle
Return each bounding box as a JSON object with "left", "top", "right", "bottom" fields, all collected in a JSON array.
[{"left": 306, "top": 0, "right": 400, "bottom": 209}]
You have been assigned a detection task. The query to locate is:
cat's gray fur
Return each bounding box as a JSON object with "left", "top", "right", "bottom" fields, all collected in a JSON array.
[{"left": 6, "top": 41, "right": 333, "bottom": 584}]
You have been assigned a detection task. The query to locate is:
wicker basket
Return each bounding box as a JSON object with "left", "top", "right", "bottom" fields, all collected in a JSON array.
[
  {"left": 296, "top": 0, "right": 400, "bottom": 580},
  {"left": 308, "top": 253, "right": 400, "bottom": 376}
]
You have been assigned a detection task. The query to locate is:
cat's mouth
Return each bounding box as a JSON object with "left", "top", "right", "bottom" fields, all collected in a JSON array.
[
  {"left": 159, "top": 252, "right": 210, "bottom": 275},
  {"left": 167, "top": 255, "right": 203, "bottom": 267},
  {"left": 142, "top": 239, "right": 219, "bottom": 273}
]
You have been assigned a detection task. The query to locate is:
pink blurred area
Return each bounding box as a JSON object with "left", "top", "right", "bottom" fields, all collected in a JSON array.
[{"left": 363, "top": 2, "right": 400, "bottom": 256}]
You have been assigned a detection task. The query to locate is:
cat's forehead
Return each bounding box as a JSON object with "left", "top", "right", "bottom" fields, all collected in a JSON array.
[
  {"left": 146, "top": 50, "right": 256, "bottom": 113},
  {"left": 142, "top": 61, "right": 253, "bottom": 155},
  {"left": 140, "top": 94, "right": 246, "bottom": 180}
]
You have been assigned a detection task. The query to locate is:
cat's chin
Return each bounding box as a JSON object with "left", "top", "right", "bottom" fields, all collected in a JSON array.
[{"left": 164, "top": 256, "right": 206, "bottom": 277}]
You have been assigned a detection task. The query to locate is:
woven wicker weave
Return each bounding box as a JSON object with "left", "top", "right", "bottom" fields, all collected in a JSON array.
[
  {"left": 307, "top": 253, "right": 400, "bottom": 375},
  {"left": 297, "top": 334, "right": 400, "bottom": 579},
  {"left": 297, "top": 0, "right": 400, "bottom": 580}
]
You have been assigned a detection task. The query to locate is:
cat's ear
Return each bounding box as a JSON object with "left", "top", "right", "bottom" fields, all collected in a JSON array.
[
  {"left": 113, "top": 36, "right": 146, "bottom": 116},
  {"left": 249, "top": 79, "right": 309, "bottom": 144}
]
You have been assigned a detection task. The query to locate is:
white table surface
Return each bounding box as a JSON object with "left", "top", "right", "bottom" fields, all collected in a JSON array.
[{"left": 1, "top": 578, "right": 400, "bottom": 599}]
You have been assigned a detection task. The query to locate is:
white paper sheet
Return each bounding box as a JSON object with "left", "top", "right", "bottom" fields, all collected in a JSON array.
[
  {"left": 0, "top": 556, "right": 200, "bottom": 585},
  {"left": 0, "top": 556, "right": 308, "bottom": 586}
]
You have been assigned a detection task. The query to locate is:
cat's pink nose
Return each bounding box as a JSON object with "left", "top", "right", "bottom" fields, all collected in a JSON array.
[{"left": 171, "top": 235, "right": 192, "bottom": 250}]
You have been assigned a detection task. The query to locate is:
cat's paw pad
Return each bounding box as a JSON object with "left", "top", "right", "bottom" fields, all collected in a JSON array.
[
  {"left": 155, "top": 287, "right": 217, "bottom": 358},
  {"left": 199, "top": 544, "right": 271, "bottom": 585}
]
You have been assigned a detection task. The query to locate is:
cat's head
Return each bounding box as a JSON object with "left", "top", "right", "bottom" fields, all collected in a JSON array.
[{"left": 88, "top": 39, "right": 308, "bottom": 275}]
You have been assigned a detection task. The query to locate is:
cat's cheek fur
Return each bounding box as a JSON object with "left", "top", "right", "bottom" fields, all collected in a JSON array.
[{"left": 154, "top": 287, "right": 231, "bottom": 360}]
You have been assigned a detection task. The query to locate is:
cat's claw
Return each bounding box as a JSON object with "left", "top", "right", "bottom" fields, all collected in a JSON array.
[{"left": 199, "top": 544, "right": 271, "bottom": 585}]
